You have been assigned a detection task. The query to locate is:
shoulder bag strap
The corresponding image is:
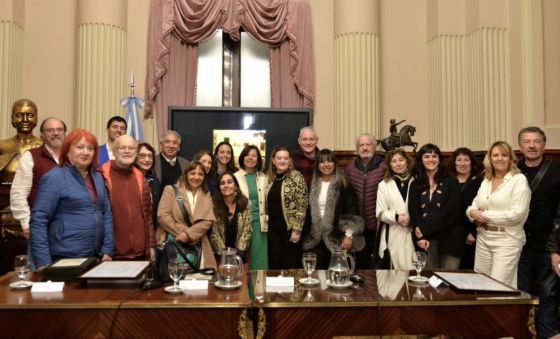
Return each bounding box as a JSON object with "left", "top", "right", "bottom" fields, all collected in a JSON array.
[
  {"left": 529, "top": 160, "right": 552, "bottom": 192},
  {"left": 173, "top": 185, "right": 193, "bottom": 227}
]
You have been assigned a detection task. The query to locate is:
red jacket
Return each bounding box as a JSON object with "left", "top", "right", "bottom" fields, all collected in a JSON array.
[{"left": 101, "top": 161, "right": 155, "bottom": 259}]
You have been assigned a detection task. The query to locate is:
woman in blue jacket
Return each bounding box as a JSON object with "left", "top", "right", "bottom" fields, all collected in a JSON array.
[{"left": 30, "top": 128, "right": 114, "bottom": 270}]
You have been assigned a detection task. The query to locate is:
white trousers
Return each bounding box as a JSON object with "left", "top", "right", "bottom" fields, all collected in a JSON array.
[{"left": 474, "top": 229, "right": 523, "bottom": 288}]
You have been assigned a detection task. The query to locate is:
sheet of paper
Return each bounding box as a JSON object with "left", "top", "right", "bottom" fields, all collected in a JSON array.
[
  {"left": 266, "top": 276, "right": 294, "bottom": 293},
  {"left": 80, "top": 261, "right": 149, "bottom": 279},
  {"left": 180, "top": 280, "right": 208, "bottom": 290},
  {"left": 434, "top": 271, "right": 517, "bottom": 292},
  {"left": 51, "top": 258, "right": 89, "bottom": 268},
  {"left": 185, "top": 272, "right": 213, "bottom": 280},
  {"left": 428, "top": 275, "right": 443, "bottom": 288},
  {"left": 266, "top": 276, "right": 294, "bottom": 287},
  {"left": 31, "top": 281, "right": 64, "bottom": 292}
]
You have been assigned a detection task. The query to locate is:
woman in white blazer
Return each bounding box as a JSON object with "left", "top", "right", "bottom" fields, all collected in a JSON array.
[
  {"left": 467, "top": 141, "right": 530, "bottom": 288},
  {"left": 234, "top": 145, "right": 269, "bottom": 270},
  {"left": 376, "top": 149, "right": 415, "bottom": 270}
]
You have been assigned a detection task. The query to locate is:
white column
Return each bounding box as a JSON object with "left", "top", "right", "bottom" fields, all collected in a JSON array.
[
  {"left": 0, "top": 0, "right": 24, "bottom": 139},
  {"left": 334, "top": 0, "right": 380, "bottom": 149},
  {"left": 76, "top": 0, "right": 127, "bottom": 141}
]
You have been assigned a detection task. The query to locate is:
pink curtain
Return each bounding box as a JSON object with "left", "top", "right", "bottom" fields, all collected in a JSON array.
[{"left": 145, "top": 0, "right": 315, "bottom": 135}]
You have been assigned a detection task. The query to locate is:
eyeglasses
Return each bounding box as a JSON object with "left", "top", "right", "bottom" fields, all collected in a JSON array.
[
  {"left": 42, "top": 128, "right": 65, "bottom": 134},
  {"left": 137, "top": 153, "right": 153, "bottom": 159}
]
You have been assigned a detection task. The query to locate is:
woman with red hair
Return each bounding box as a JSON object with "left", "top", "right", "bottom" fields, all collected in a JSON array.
[{"left": 30, "top": 128, "right": 114, "bottom": 270}]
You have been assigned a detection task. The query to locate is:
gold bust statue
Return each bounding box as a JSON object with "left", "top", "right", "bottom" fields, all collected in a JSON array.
[{"left": 0, "top": 99, "right": 43, "bottom": 184}]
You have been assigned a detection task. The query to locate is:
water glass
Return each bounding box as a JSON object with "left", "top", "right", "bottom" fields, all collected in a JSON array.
[{"left": 302, "top": 252, "right": 317, "bottom": 283}]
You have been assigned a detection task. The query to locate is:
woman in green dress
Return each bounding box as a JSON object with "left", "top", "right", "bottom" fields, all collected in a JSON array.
[{"left": 234, "top": 145, "right": 268, "bottom": 270}]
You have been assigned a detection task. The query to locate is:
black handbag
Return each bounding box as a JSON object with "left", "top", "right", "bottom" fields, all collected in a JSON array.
[{"left": 372, "top": 223, "right": 391, "bottom": 269}]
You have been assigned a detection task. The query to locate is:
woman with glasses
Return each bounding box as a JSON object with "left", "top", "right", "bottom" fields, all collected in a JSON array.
[{"left": 135, "top": 142, "right": 161, "bottom": 230}]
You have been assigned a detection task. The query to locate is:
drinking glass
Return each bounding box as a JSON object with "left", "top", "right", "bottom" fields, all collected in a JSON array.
[
  {"left": 411, "top": 251, "right": 427, "bottom": 281},
  {"left": 412, "top": 287, "right": 427, "bottom": 301},
  {"left": 168, "top": 258, "right": 185, "bottom": 292},
  {"left": 302, "top": 252, "right": 317, "bottom": 284},
  {"left": 14, "top": 255, "right": 30, "bottom": 287}
]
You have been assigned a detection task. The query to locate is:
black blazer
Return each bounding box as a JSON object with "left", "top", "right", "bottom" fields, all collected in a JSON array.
[{"left": 408, "top": 176, "right": 464, "bottom": 257}]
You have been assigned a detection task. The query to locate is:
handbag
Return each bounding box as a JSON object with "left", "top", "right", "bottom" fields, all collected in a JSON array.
[
  {"left": 154, "top": 186, "right": 203, "bottom": 282},
  {"left": 372, "top": 223, "right": 392, "bottom": 269},
  {"left": 154, "top": 239, "right": 202, "bottom": 282}
]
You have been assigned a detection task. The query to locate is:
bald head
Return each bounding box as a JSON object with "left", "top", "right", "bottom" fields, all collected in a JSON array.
[{"left": 113, "top": 135, "right": 137, "bottom": 168}]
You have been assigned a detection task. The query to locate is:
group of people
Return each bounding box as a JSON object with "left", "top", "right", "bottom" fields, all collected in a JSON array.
[{"left": 5, "top": 98, "right": 560, "bottom": 338}]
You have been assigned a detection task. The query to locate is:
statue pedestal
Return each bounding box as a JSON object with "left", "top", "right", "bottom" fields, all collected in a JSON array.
[{"left": 0, "top": 183, "right": 26, "bottom": 275}]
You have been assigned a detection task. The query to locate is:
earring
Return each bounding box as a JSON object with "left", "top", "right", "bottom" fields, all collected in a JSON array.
[{"left": 234, "top": 190, "right": 238, "bottom": 197}]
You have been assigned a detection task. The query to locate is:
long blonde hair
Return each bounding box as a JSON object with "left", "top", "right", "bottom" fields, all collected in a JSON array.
[{"left": 483, "top": 141, "right": 520, "bottom": 180}]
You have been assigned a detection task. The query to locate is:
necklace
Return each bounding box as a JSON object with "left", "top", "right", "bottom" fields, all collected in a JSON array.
[
  {"left": 393, "top": 172, "right": 411, "bottom": 188},
  {"left": 275, "top": 172, "right": 287, "bottom": 181}
]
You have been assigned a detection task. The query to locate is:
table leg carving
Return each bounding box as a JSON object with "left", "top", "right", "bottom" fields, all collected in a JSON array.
[
  {"left": 527, "top": 304, "right": 537, "bottom": 339},
  {"left": 238, "top": 309, "right": 249, "bottom": 339},
  {"left": 256, "top": 308, "right": 266, "bottom": 339}
]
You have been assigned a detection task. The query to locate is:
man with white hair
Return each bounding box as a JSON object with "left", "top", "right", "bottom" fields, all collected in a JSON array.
[
  {"left": 293, "top": 126, "right": 319, "bottom": 186},
  {"left": 154, "top": 130, "right": 189, "bottom": 192},
  {"left": 344, "top": 133, "right": 385, "bottom": 269},
  {"left": 101, "top": 135, "right": 154, "bottom": 260}
]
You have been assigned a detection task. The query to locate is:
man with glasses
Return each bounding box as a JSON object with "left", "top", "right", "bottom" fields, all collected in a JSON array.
[
  {"left": 98, "top": 116, "right": 127, "bottom": 166},
  {"left": 9, "top": 117, "right": 66, "bottom": 271},
  {"left": 101, "top": 135, "right": 154, "bottom": 260},
  {"left": 10, "top": 118, "right": 67, "bottom": 240}
]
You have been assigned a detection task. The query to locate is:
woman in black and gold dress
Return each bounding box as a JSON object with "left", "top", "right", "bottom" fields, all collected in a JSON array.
[{"left": 265, "top": 146, "right": 308, "bottom": 269}]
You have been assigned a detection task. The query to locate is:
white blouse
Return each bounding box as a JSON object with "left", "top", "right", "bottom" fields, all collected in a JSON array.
[
  {"left": 466, "top": 172, "right": 530, "bottom": 242},
  {"left": 318, "top": 181, "right": 330, "bottom": 217}
]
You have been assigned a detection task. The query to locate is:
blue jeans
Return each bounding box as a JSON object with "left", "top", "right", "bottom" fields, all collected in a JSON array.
[{"left": 518, "top": 249, "right": 559, "bottom": 339}]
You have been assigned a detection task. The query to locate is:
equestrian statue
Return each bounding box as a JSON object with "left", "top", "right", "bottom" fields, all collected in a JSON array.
[{"left": 378, "top": 118, "right": 418, "bottom": 153}]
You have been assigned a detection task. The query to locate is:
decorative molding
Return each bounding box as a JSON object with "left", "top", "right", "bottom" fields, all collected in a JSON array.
[
  {"left": 428, "top": 28, "right": 509, "bottom": 150},
  {"left": 76, "top": 23, "right": 126, "bottom": 141},
  {"left": 335, "top": 32, "right": 380, "bottom": 150},
  {"left": 0, "top": 21, "right": 23, "bottom": 140}
]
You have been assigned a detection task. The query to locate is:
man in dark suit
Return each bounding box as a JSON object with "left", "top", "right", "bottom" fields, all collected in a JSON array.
[{"left": 154, "top": 130, "right": 188, "bottom": 194}]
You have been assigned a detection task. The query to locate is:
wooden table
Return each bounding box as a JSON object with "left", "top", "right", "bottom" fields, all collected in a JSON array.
[
  {"left": 251, "top": 270, "right": 538, "bottom": 339},
  {"left": 0, "top": 269, "right": 538, "bottom": 338},
  {"left": 0, "top": 272, "right": 251, "bottom": 338}
]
